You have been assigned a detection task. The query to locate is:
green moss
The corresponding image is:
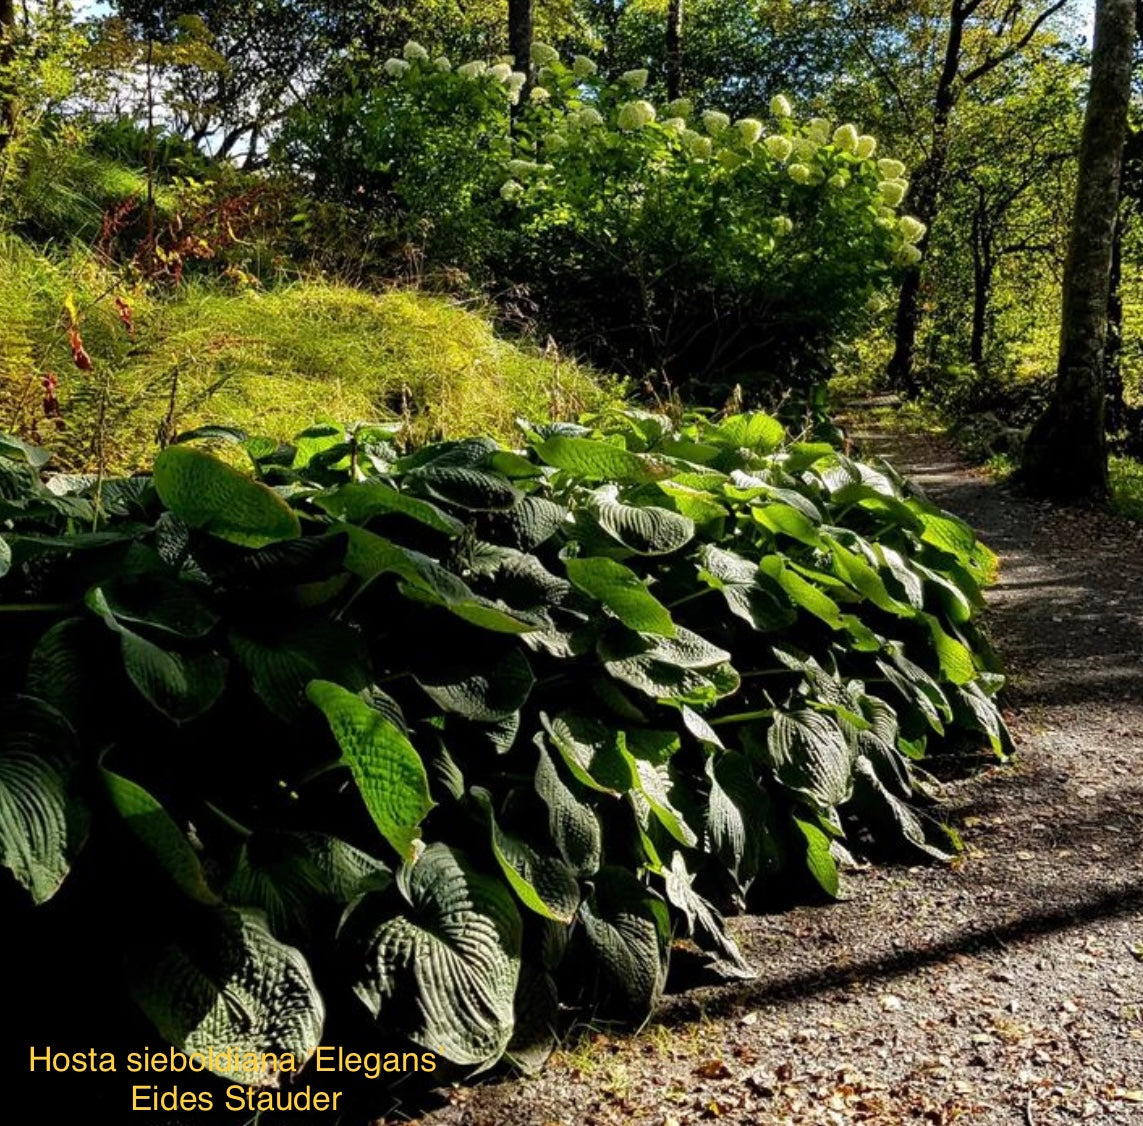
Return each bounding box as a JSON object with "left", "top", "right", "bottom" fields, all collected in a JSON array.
[
  {"left": 1110, "top": 455, "right": 1143, "bottom": 523},
  {"left": 0, "top": 235, "right": 622, "bottom": 471}
]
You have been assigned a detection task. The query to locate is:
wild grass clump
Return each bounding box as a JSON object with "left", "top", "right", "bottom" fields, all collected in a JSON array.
[{"left": 0, "top": 235, "right": 620, "bottom": 471}]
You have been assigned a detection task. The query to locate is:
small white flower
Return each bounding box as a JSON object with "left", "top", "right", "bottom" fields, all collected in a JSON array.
[
  {"left": 880, "top": 178, "right": 909, "bottom": 206},
  {"left": 620, "top": 68, "right": 649, "bottom": 89},
  {"left": 662, "top": 116, "right": 686, "bottom": 134},
  {"left": 682, "top": 129, "right": 712, "bottom": 158},
  {"left": 530, "top": 85, "right": 551, "bottom": 103},
  {"left": 573, "top": 55, "right": 598, "bottom": 78},
  {"left": 666, "top": 97, "right": 692, "bottom": 119},
  {"left": 507, "top": 71, "right": 527, "bottom": 91},
  {"left": 877, "top": 158, "right": 906, "bottom": 180},
  {"left": 531, "top": 41, "right": 560, "bottom": 67},
  {"left": 487, "top": 62, "right": 511, "bottom": 82},
  {"left": 898, "top": 215, "right": 927, "bottom": 243},
  {"left": 828, "top": 171, "right": 849, "bottom": 189},
  {"left": 384, "top": 58, "right": 410, "bottom": 77},
  {"left": 855, "top": 134, "right": 877, "bottom": 159},
  {"left": 500, "top": 179, "right": 525, "bottom": 201},
  {"left": 788, "top": 163, "right": 814, "bottom": 185},
  {"left": 894, "top": 243, "right": 923, "bottom": 267},
  {"left": 832, "top": 123, "right": 859, "bottom": 153},
  {"left": 735, "top": 117, "right": 763, "bottom": 146},
  {"left": 402, "top": 40, "right": 428, "bottom": 61},
  {"left": 770, "top": 93, "right": 793, "bottom": 118},
  {"left": 702, "top": 110, "right": 730, "bottom": 136},
  {"left": 617, "top": 99, "right": 656, "bottom": 130},
  {"left": 772, "top": 215, "right": 794, "bottom": 236},
  {"left": 457, "top": 60, "right": 487, "bottom": 79},
  {"left": 764, "top": 135, "right": 793, "bottom": 161},
  {"left": 433, "top": 55, "right": 451, "bottom": 71}
]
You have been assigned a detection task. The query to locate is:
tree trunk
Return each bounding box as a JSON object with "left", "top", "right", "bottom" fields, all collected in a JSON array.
[
  {"left": 1104, "top": 208, "right": 1125, "bottom": 435},
  {"left": 969, "top": 185, "right": 992, "bottom": 368},
  {"left": 886, "top": 0, "right": 964, "bottom": 395},
  {"left": 508, "top": 0, "right": 533, "bottom": 82},
  {"left": 1020, "top": 0, "right": 1134, "bottom": 501},
  {"left": 666, "top": 0, "right": 684, "bottom": 101},
  {"left": 0, "top": 0, "right": 17, "bottom": 148}
]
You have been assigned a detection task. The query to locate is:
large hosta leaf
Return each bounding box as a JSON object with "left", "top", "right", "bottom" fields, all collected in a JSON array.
[
  {"left": 230, "top": 619, "right": 369, "bottom": 720},
  {"left": 471, "top": 789, "right": 580, "bottom": 922},
  {"left": 793, "top": 813, "right": 839, "bottom": 898},
  {"left": 152, "top": 445, "right": 301, "bottom": 548},
  {"left": 405, "top": 465, "right": 524, "bottom": 511},
  {"left": 565, "top": 556, "right": 675, "bottom": 636},
  {"left": 131, "top": 907, "right": 324, "bottom": 1084},
  {"left": 343, "top": 527, "right": 538, "bottom": 634},
  {"left": 600, "top": 629, "right": 738, "bottom": 706},
  {"left": 87, "top": 588, "right": 227, "bottom": 724},
  {"left": 767, "top": 709, "right": 855, "bottom": 809},
  {"left": 578, "top": 867, "right": 670, "bottom": 1020},
  {"left": 848, "top": 758, "right": 957, "bottom": 860},
  {"left": 224, "top": 831, "right": 391, "bottom": 935},
  {"left": 347, "top": 843, "right": 521, "bottom": 1069},
  {"left": 413, "top": 647, "right": 534, "bottom": 722},
  {"left": 590, "top": 497, "right": 695, "bottom": 555},
  {"left": 535, "top": 743, "right": 602, "bottom": 876},
  {"left": 661, "top": 851, "right": 755, "bottom": 979},
  {"left": 313, "top": 480, "right": 465, "bottom": 534},
  {"left": 706, "top": 752, "right": 778, "bottom": 893},
  {"left": 541, "top": 714, "right": 636, "bottom": 794},
  {"left": 535, "top": 436, "right": 665, "bottom": 483},
  {"left": 0, "top": 698, "right": 86, "bottom": 903},
  {"left": 306, "top": 681, "right": 434, "bottom": 861},
  {"left": 102, "top": 768, "right": 218, "bottom": 904}
]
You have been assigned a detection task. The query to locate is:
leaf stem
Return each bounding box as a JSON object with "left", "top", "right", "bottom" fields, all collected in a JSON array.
[
  {"left": 0, "top": 602, "right": 74, "bottom": 612},
  {"left": 710, "top": 708, "right": 773, "bottom": 727}
]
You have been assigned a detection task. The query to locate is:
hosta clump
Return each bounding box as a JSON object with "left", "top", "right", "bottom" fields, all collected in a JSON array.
[{"left": 0, "top": 412, "right": 1008, "bottom": 1087}]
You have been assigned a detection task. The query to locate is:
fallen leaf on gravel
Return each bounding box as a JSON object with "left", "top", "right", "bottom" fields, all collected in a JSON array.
[
  {"left": 1107, "top": 1088, "right": 1143, "bottom": 1102},
  {"left": 693, "top": 1059, "right": 731, "bottom": 1080}
]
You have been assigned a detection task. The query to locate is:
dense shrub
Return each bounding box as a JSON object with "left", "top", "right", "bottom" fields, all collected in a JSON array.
[
  {"left": 2, "top": 408, "right": 1007, "bottom": 1089},
  {"left": 278, "top": 44, "right": 925, "bottom": 397}
]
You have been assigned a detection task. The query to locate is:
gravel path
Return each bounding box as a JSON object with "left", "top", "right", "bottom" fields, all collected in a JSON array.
[{"left": 407, "top": 424, "right": 1143, "bottom": 1126}]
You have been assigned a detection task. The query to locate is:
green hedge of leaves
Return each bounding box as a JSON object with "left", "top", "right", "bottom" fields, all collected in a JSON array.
[{"left": 0, "top": 409, "right": 1008, "bottom": 1083}]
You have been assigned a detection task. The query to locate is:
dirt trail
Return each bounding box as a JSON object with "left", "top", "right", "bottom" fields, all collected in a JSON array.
[{"left": 410, "top": 425, "right": 1143, "bottom": 1126}]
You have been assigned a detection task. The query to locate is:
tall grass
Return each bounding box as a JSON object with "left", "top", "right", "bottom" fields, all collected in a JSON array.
[{"left": 0, "top": 235, "right": 621, "bottom": 471}]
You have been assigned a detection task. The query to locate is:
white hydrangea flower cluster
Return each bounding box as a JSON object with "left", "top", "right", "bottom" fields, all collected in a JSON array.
[
  {"left": 573, "top": 55, "right": 598, "bottom": 78},
  {"left": 735, "top": 118, "right": 763, "bottom": 146},
  {"left": 620, "top": 69, "right": 649, "bottom": 89},
  {"left": 701, "top": 110, "right": 730, "bottom": 136},
  {"left": 617, "top": 100, "right": 656, "bottom": 130},
  {"left": 384, "top": 58, "right": 409, "bottom": 77},
  {"left": 666, "top": 98, "right": 693, "bottom": 119},
  {"left": 764, "top": 135, "right": 793, "bottom": 161},
  {"left": 682, "top": 129, "right": 712, "bottom": 159},
  {"left": 770, "top": 94, "right": 792, "bottom": 118},
  {"left": 531, "top": 41, "right": 560, "bottom": 67}
]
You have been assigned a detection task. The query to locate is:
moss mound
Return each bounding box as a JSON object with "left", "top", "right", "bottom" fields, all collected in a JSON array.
[{"left": 0, "top": 236, "right": 620, "bottom": 470}]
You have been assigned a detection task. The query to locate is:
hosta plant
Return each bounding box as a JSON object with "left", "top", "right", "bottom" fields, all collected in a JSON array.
[{"left": 0, "top": 410, "right": 1008, "bottom": 1090}]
